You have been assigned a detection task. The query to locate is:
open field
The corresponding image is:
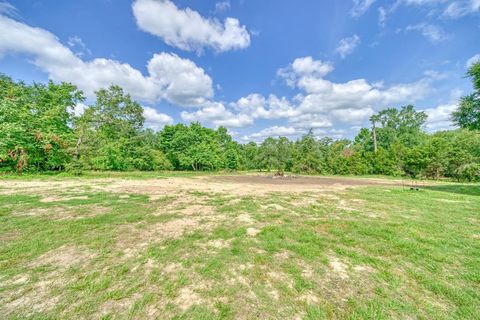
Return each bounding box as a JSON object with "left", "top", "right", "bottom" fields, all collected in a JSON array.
[{"left": 0, "top": 174, "right": 479, "bottom": 319}]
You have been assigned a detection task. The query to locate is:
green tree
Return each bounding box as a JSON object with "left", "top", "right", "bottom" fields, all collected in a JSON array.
[
  {"left": 0, "top": 75, "right": 84, "bottom": 172},
  {"left": 292, "top": 131, "right": 324, "bottom": 174},
  {"left": 257, "top": 137, "right": 292, "bottom": 172},
  {"left": 452, "top": 62, "right": 480, "bottom": 130},
  {"left": 75, "top": 85, "right": 145, "bottom": 170}
]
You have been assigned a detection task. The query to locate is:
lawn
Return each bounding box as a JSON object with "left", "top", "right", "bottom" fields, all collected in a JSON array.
[{"left": 0, "top": 174, "right": 479, "bottom": 319}]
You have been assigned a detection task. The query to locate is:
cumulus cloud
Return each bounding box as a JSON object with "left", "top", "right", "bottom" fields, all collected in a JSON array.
[
  {"left": 335, "top": 35, "right": 360, "bottom": 59},
  {"left": 406, "top": 23, "right": 449, "bottom": 43},
  {"left": 143, "top": 106, "right": 174, "bottom": 130},
  {"left": 205, "top": 55, "right": 436, "bottom": 135},
  {"left": 331, "top": 108, "right": 374, "bottom": 124},
  {"left": 180, "top": 101, "right": 253, "bottom": 128},
  {"left": 422, "top": 103, "right": 458, "bottom": 131},
  {"left": 350, "top": 0, "right": 376, "bottom": 17},
  {"left": 147, "top": 53, "right": 213, "bottom": 106},
  {"left": 231, "top": 94, "right": 298, "bottom": 119},
  {"left": 288, "top": 113, "right": 332, "bottom": 129},
  {"left": 278, "top": 56, "right": 434, "bottom": 125},
  {"left": 277, "top": 56, "right": 333, "bottom": 87},
  {"left": 0, "top": 15, "right": 213, "bottom": 106},
  {"left": 250, "top": 126, "right": 298, "bottom": 138},
  {"left": 132, "top": 0, "right": 250, "bottom": 53}
]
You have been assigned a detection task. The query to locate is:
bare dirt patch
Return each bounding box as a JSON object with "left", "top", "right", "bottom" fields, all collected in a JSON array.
[
  {"left": 40, "top": 195, "right": 89, "bottom": 203},
  {"left": 1, "top": 174, "right": 406, "bottom": 201},
  {"left": 16, "top": 205, "right": 110, "bottom": 220},
  {"left": 236, "top": 213, "right": 254, "bottom": 224},
  {"left": 246, "top": 227, "right": 261, "bottom": 237},
  {"left": 1, "top": 277, "right": 62, "bottom": 316},
  {"left": 175, "top": 287, "right": 204, "bottom": 311},
  {"left": 1, "top": 245, "right": 94, "bottom": 317},
  {"left": 117, "top": 216, "right": 217, "bottom": 258},
  {"left": 31, "top": 245, "right": 95, "bottom": 269},
  {"left": 213, "top": 175, "right": 403, "bottom": 188},
  {"left": 328, "top": 256, "right": 350, "bottom": 280},
  {"left": 100, "top": 293, "right": 142, "bottom": 317}
]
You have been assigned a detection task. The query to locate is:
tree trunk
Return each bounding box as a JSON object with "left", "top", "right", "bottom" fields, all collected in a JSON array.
[{"left": 74, "top": 133, "right": 83, "bottom": 160}]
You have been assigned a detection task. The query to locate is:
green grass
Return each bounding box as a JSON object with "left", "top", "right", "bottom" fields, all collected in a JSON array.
[{"left": 0, "top": 176, "right": 478, "bottom": 319}]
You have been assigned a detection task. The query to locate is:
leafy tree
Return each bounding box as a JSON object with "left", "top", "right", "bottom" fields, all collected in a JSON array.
[
  {"left": 256, "top": 138, "right": 280, "bottom": 171},
  {"left": 452, "top": 95, "right": 480, "bottom": 130},
  {"left": 0, "top": 75, "right": 84, "bottom": 172},
  {"left": 2, "top": 73, "right": 479, "bottom": 181},
  {"left": 74, "top": 85, "right": 145, "bottom": 170},
  {"left": 240, "top": 142, "right": 259, "bottom": 170},
  {"left": 452, "top": 62, "right": 480, "bottom": 130}
]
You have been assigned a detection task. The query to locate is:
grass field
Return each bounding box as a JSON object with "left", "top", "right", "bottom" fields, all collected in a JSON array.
[{"left": 0, "top": 173, "right": 479, "bottom": 319}]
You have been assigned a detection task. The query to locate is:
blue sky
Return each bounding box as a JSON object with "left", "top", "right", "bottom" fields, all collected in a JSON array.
[{"left": 1, "top": 0, "right": 479, "bottom": 141}]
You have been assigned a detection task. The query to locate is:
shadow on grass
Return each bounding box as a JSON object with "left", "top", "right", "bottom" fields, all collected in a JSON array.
[{"left": 422, "top": 184, "right": 480, "bottom": 197}]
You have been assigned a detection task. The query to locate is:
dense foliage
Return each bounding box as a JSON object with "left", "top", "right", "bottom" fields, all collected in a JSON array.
[
  {"left": 1, "top": 67, "right": 480, "bottom": 181},
  {"left": 453, "top": 61, "right": 480, "bottom": 130}
]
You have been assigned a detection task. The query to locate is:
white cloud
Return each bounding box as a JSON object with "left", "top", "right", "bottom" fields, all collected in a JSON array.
[
  {"left": 289, "top": 113, "right": 332, "bottom": 129},
  {"left": 232, "top": 94, "right": 298, "bottom": 119},
  {"left": 331, "top": 108, "right": 374, "bottom": 124},
  {"left": 0, "top": 15, "right": 213, "bottom": 106},
  {"left": 182, "top": 52, "right": 439, "bottom": 134},
  {"left": 422, "top": 103, "right": 458, "bottom": 131},
  {"left": 147, "top": 53, "right": 213, "bottom": 106},
  {"left": 291, "top": 56, "right": 334, "bottom": 76},
  {"left": 277, "top": 56, "right": 333, "bottom": 87},
  {"left": 351, "top": 0, "right": 377, "bottom": 17},
  {"left": 443, "top": 0, "right": 480, "bottom": 18},
  {"left": 406, "top": 23, "right": 449, "bottom": 43},
  {"left": 180, "top": 101, "right": 253, "bottom": 128},
  {"left": 132, "top": 0, "right": 250, "bottom": 53},
  {"left": 335, "top": 35, "right": 361, "bottom": 59},
  {"left": 250, "top": 126, "right": 298, "bottom": 138},
  {"left": 276, "top": 56, "right": 434, "bottom": 129},
  {"left": 143, "top": 106, "right": 174, "bottom": 130},
  {"left": 466, "top": 53, "right": 480, "bottom": 68},
  {"left": 214, "top": 1, "right": 231, "bottom": 13},
  {"left": 224, "top": 56, "right": 435, "bottom": 132}
]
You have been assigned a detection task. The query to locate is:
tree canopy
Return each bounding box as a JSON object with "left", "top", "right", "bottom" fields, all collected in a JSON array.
[
  {"left": 452, "top": 61, "right": 480, "bottom": 130},
  {"left": 1, "top": 74, "right": 479, "bottom": 181}
]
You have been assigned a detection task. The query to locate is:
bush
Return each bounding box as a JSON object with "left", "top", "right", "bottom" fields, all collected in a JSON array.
[
  {"left": 454, "top": 163, "right": 480, "bottom": 182},
  {"left": 65, "top": 160, "right": 83, "bottom": 176}
]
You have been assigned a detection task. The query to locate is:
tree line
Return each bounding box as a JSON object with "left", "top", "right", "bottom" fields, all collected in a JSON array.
[{"left": 1, "top": 62, "right": 479, "bottom": 180}]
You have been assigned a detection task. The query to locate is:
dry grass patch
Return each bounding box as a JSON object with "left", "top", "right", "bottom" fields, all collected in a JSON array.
[
  {"left": 15, "top": 205, "right": 110, "bottom": 220},
  {"left": 31, "top": 245, "right": 95, "bottom": 270}
]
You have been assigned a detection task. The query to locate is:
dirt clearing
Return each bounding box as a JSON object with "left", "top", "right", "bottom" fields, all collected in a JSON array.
[{"left": 0, "top": 174, "right": 477, "bottom": 319}]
